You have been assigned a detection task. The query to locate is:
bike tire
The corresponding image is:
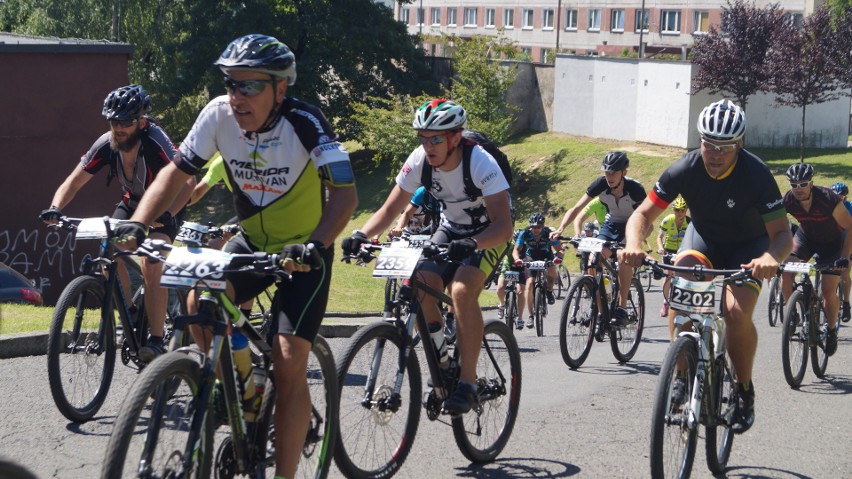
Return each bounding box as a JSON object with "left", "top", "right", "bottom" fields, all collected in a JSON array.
[
  {"left": 705, "top": 355, "right": 737, "bottom": 474},
  {"left": 766, "top": 276, "right": 783, "bottom": 327},
  {"left": 610, "top": 278, "right": 645, "bottom": 363},
  {"left": 101, "top": 352, "right": 212, "bottom": 479},
  {"left": 781, "top": 291, "right": 808, "bottom": 388},
  {"left": 334, "top": 322, "right": 421, "bottom": 479},
  {"left": 452, "top": 319, "right": 522, "bottom": 463},
  {"left": 534, "top": 284, "right": 546, "bottom": 337},
  {"left": 811, "top": 306, "right": 829, "bottom": 379},
  {"left": 47, "top": 275, "right": 115, "bottom": 423},
  {"left": 644, "top": 268, "right": 653, "bottom": 292},
  {"left": 556, "top": 265, "right": 570, "bottom": 299},
  {"left": 558, "top": 277, "right": 597, "bottom": 369},
  {"left": 505, "top": 290, "right": 518, "bottom": 332},
  {"left": 649, "top": 335, "right": 698, "bottom": 479}
]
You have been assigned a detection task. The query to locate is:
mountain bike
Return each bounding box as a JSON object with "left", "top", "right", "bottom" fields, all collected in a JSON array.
[
  {"left": 45, "top": 216, "right": 187, "bottom": 423},
  {"left": 646, "top": 259, "right": 749, "bottom": 478},
  {"left": 554, "top": 261, "right": 571, "bottom": 299},
  {"left": 101, "top": 240, "right": 338, "bottom": 479},
  {"left": 502, "top": 269, "right": 521, "bottom": 332},
  {"left": 766, "top": 275, "right": 783, "bottom": 327},
  {"left": 523, "top": 258, "right": 560, "bottom": 337},
  {"left": 780, "top": 261, "right": 836, "bottom": 389},
  {"left": 336, "top": 240, "right": 522, "bottom": 478},
  {"left": 558, "top": 236, "right": 645, "bottom": 369}
]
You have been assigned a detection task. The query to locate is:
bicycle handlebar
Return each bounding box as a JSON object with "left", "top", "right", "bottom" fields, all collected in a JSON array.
[{"left": 642, "top": 257, "right": 752, "bottom": 282}]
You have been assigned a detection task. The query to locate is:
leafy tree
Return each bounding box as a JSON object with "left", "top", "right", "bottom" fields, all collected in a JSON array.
[
  {"left": 351, "top": 93, "right": 431, "bottom": 173},
  {"left": 767, "top": 5, "right": 852, "bottom": 160},
  {"left": 690, "top": 0, "right": 786, "bottom": 109}
]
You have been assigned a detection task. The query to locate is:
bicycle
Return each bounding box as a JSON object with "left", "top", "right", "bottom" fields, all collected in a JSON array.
[
  {"left": 558, "top": 236, "right": 645, "bottom": 369},
  {"left": 780, "top": 261, "right": 836, "bottom": 389},
  {"left": 45, "top": 216, "right": 187, "bottom": 423},
  {"left": 766, "top": 274, "right": 784, "bottom": 327},
  {"left": 101, "top": 240, "right": 339, "bottom": 479},
  {"left": 554, "top": 261, "right": 571, "bottom": 299},
  {"left": 645, "top": 259, "right": 749, "bottom": 478},
  {"left": 522, "top": 258, "right": 560, "bottom": 337},
  {"left": 336, "top": 240, "right": 522, "bottom": 478},
  {"left": 501, "top": 268, "right": 522, "bottom": 332}
]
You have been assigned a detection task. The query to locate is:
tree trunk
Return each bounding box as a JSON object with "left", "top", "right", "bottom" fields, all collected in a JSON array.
[
  {"left": 111, "top": 0, "right": 120, "bottom": 42},
  {"left": 799, "top": 104, "right": 806, "bottom": 161}
]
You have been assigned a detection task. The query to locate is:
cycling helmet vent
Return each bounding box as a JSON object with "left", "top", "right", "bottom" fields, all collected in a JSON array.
[
  {"left": 786, "top": 163, "right": 814, "bottom": 182},
  {"left": 412, "top": 99, "right": 467, "bottom": 131},
  {"left": 529, "top": 213, "right": 545, "bottom": 226},
  {"left": 215, "top": 34, "right": 297, "bottom": 86},
  {"left": 601, "top": 151, "right": 629, "bottom": 172},
  {"left": 697, "top": 99, "right": 746, "bottom": 142},
  {"left": 672, "top": 196, "right": 687, "bottom": 210},
  {"left": 102, "top": 84, "right": 151, "bottom": 120}
]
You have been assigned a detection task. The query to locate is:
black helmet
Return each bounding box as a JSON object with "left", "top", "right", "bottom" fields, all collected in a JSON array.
[
  {"left": 529, "top": 213, "right": 545, "bottom": 226},
  {"left": 786, "top": 163, "right": 814, "bottom": 182},
  {"left": 601, "top": 152, "right": 629, "bottom": 172},
  {"left": 215, "top": 34, "right": 297, "bottom": 86},
  {"left": 102, "top": 84, "right": 151, "bottom": 120}
]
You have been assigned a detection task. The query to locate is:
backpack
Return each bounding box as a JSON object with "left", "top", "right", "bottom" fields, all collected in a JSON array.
[{"left": 420, "top": 129, "right": 512, "bottom": 202}]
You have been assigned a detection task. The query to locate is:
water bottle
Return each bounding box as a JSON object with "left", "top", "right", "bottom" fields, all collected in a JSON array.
[
  {"left": 428, "top": 321, "right": 449, "bottom": 367},
  {"left": 231, "top": 331, "right": 258, "bottom": 422},
  {"left": 250, "top": 365, "right": 267, "bottom": 417}
]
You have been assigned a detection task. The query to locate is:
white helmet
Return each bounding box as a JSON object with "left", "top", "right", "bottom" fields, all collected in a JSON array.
[
  {"left": 412, "top": 99, "right": 467, "bottom": 130},
  {"left": 697, "top": 99, "right": 746, "bottom": 142}
]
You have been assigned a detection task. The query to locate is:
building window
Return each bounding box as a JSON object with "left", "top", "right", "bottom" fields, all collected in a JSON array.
[
  {"left": 785, "top": 12, "right": 804, "bottom": 28},
  {"left": 401, "top": 8, "right": 409, "bottom": 24},
  {"left": 504, "top": 9, "right": 514, "bottom": 29},
  {"left": 464, "top": 7, "right": 477, "bottom": 27},
  {"left": 635, "top": 10, "right": 649, "bottom": 33},
  {"left": 692, "top": 11, "right": 709, "bottom": 34},
  {"left": 611, "top": 9, "right": 625, "bottom": 32},
  {"left": 485, "top": 8, "right": 496, "bottom": 28},
  {"left": 416, "top": 7, "right": 424, "bottom": 26},
  {"left": 522, "top": 9, "right": 534, "bottom": 29},
  {"left": 661, "top": 10, "right": 681, "bottom": 34},
  {"left": 588, "top": 9, "right": 601, "bottom": 32},
  {"left": 565, "top": 9, "right": 578, "bottom": 31},
  {"left": 541, "top": 48, "right": 554, "bottom": 63},
  {"left": 431, "top": 8, "right": 440, "bottom": 26},
  {"left": 520, "top": 47, "right": 533, "bottom": 61},
  {"left": 447, "top": 8, "right": 457, "bottom": 26},
  {"left": 543, "top": 9, "right": 555, "bottom": 30}
]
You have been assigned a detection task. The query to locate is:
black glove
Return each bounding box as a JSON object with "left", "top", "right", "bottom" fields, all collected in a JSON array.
[
  {"left": 448, "top": 238, "right": 478, "bottom": 261},
  {"left": 114, "top": 221, "right": 147, "bottom": 246},
  {"left": 281, "top": 241, "right": 325, "bottom": 269},
  {"left": 834, "top": 257, "right": 849, "bottom": 269},
  {"left": 155, "top": 211, "right": 175, "bottom": 227},
  {"left": 39, "top": 206, "right": 62, "bottom": 222},
  {"left": 342, "top": 230, "right": 368, "bottom": 256}
]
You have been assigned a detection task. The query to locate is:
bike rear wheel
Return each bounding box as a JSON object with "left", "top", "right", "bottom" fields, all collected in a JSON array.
[
  {"left": 781, "top": 291, "right": 808, "bottom": 388},
  {"left": 705, "top": 355, "right": 737, "bottom": 474},
  {"left": 505, "top": 290, "right": 518, "bottom": 332},
  {"left": 811, "top": 306, "right": 829, "bottom": 379},
  {"left": 452, "top": 319, "right": 522, "bottom": 463},
  {"left": 610, "top": 278, "right": 645, "bottom": 363},
  {"left": 47, "top": 275, "right": 116, "bottom": 423},
  {"left": 559, "top": 277, "right": 596, "bottom": 369},
  {"left": 101, "top": 352, "right": 212, "bottom": 479},
  {"left": 767, "top": 276, "right": 783, "bottom": 327},
  {"left": 649, "top": 335, "right": 698, "bottom": 479},
  {"left": 534, "top": 283, "right": 546, "bottom": 337},
  {"left": 335, "top": 322, "right": 421, "bottom": 479}
]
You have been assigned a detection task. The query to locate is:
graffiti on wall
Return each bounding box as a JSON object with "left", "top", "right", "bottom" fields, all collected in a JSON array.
[{"left": 0, "top": 227, "right": 95, "bottom": 296}]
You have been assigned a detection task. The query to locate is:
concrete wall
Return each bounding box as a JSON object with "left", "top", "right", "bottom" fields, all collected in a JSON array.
[
  {"left": 552, "top": 54, "right": 851, "bottom": 148},
  {"left": 505, "top": 61, "right": 553, "bottom": 133}
]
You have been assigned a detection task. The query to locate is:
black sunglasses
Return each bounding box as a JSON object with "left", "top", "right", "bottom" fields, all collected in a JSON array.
[
  {"left": 224, "top": 77, "right": 275, "bottom": 97},
  {"left": 109, "top": 118, "right": 138, "bottom": 128}
]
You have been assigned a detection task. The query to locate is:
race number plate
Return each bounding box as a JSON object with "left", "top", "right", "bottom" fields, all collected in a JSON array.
[
  {"left": 527, "top": 260, "right": 547, "bottom": 271},
  {"left": 577, "top": 237, "right": 605, "bottom": 253},
  {"left": 372, "top": 247, "right": 421, "bottom": 278},
  {"left": 176, "top": 221, "right": 209, "bottom": 245},
  {"left": 75, "top": 217, "right": 126, "bottom": 240},
  {"left": 503, "top": 271, "right": 520, "bottom": 282},
  {"left": 669, "top": 276, "right": 716, "bottom": 314},
  {"left": 161, "top": 247, "right": 232, "bottom": 291},
  {"left": 781, "top": 262, "right": 813, "bottom": 274}
]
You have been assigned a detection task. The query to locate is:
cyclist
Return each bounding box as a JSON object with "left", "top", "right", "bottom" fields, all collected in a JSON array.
[
  {"left": 496, "top": 228, "right": 526, "bottom": 329},
  {"left": 656, "top": 196, "right": 691, "bottom": 316},
  {"left": 833, "top": 181, "right": 852, "bottom": 321},
  {"left": 551, "top": 151, "right": 647, "bottom": 327},
  {"left": 389, "top": 185, "right": 442, "bottom": 237},
  {"left": 39, "top": 84, "right": 195, "bottom": 362},
  {"left": 573, "top": 196, "right": 606, "bottom": 237},
  {"left": 581, "top": 221, "right": 598, "bottom": 238},
  {"left": 780, "top": 164, "right": 852, "bottom": 353},
  {"left": 513, "top": 213, "right": 563, "bottom": 328},
  {"left": 621, "top": 99, "right": 792, "bottom": 435},
  {"left": 113, "top": 34, "right": 358, "bottom": 479},
  {"left": 343, "top": 99, "right": 513, "bottom": 415}
]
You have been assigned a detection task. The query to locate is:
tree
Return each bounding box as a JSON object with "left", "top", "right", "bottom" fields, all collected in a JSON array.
[
  {"left": 767, "top": 5, "right": 852, "bottom": 160},
  {"left": 690, "top": 0, "right": 787, "bottom": 110}
]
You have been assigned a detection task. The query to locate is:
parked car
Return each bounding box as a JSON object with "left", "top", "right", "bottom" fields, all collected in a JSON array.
[{"left": 0, "top": 262, "right": 42, "bottom": 305}]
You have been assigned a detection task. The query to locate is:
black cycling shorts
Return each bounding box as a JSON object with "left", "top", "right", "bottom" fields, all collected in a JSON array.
[
  {"left": 791, "top": 228, "right": 844, "bottom": 268},
  {"left": 597, "top": 221, "right": 626, "bottom": 243},
  {"left": 678, "top": 223, "right": 768, "bottom": 289},
  {"left": 420, "top": 226, "right": 512, "bottom": 287},
  {"left": 113, "top": 203, "right": 184, "bottom": 242}
]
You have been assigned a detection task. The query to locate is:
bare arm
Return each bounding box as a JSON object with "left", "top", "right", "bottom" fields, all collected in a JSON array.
[
  {"left": 310, "top": 183, "right": 358, "bottom": 248},
  {"left": 833, "top": 202, "right": 852, "bottom": 259},
  {"left": 572, "top": 209, "right": 592, "bottom": 237},
  {"left": 552, "top": 193, "right": 593, "bottom": 239},
  {"left": 743, "top": 216, "right": 793, "bottom": 280},
  {"left": 390, "top": 202, "right": 418, "bottom": 237},
  {"left": 129, "top": 162, "right": 193, "bottom": 226},
  {"left": 167, "top": 176, "right": 197, "bottom": 215},
  {"left": 656, "top": 229, "right": 666, "bottom": 254},
  {"left": 361, "top": 185, "right": 413, "bottom": 239},
  {"left": 49, "top": 166, "right": 94, "bottom": 210},
  {"left": 620, "top": 197, "right": 665, "bottom": 265},
  {"left": 187, "top": 181, "right": 212, "bottom": 206},
  {"left": 474, "top": 191, "right": 513, "bottom": 250}
]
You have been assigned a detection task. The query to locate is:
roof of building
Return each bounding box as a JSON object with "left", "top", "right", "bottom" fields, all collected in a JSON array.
[{"left": 0, "top": 32, "right": 134, "bottom": 54}]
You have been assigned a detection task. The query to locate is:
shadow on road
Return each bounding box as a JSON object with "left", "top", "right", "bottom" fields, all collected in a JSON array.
[
  {"left": 455, "top": 457, "right": 581, "bottom": 478},
  {"left": 568, "top": 360, "right": 660, "bottom": 377},
  {"left": 723, "top": 464, "right": 813, "bottom": 478}
]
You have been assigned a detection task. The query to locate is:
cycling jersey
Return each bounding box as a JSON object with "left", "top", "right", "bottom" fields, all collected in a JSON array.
[
  {"left": 397, "top": 144, "right": 509, "bottom": 236},
  {"left": 844, "top": 200, "right": 852, "bottom": 218},
  {"left": 783, "top": 186, "right": 843, "bottom": 243},
  {"left": 582, "top": 197, "right": 607, "bottom": 224},
  {"left": 200, "top": 153, "right": 232, "bottom": 191},
  {"left": 81, "top": 122, "right": 178, "bottom": 209},
  {"left": 176, "top": 95, "right": 351, "bottom": 253},
  {"left": 586, "top": 176, "right": 647, "bottom": 224},
  {"left": 516, "top": 227, "right": 558, "bottom": 260},
  {"left": 659, "top": 214, "right": 691, "bottom": 251},
  {"left": 409, "top": 185, "right": 442, "bottom": 230},
  {"left": 648, "top": 148, "right": 786, "bottom": 243}
]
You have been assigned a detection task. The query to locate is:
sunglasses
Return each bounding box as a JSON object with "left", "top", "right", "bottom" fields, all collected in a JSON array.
[
  {"left": 109, "top": 118, "right": 138, "bottom": 128},
  {"left": 224, "top": 77, "right": 275, "bottom": 97},
  {"left": 417, "top": 132, "right": 453, "bottom": 146},
  {"left": 790, "top": 181, "right": 811, "bottom": 189},
  {"left": 701, "top": 139, "right": 738, "bottom": 152}
]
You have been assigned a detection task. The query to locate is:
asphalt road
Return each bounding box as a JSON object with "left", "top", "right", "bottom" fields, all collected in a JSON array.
[{"left": 1, "top": 276, "right": 851, "bottom": 478}]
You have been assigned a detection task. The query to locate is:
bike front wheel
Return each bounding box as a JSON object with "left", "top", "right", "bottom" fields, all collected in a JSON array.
[
  {"left": 781, "top": 291, "right": 808, "bottom": 388},
  {"left": 767, "top": 276, "right": 783, "bottom": 327},
  {"left": 101, "top": 352, "right": 212, "bottom": 479},
  {"left": 705, "top": 355, "right": 737, "bottom": 474},
  {"left": 811, "top": 307, "right": 829, "bottom": 379},
  {"left": 559, "top": 277, "right": 597, "bottom": 369},
  {"left": 555, "top": 264, "right": 571, "bottom": 299},
  {"left": 649, "top": 335, "right": 698, "bottom": 479},
  {"left": 610, "top": 278, "right": 645, "bottom": 363},
  {"left": 335, "top": 322, "right": 422, "bottom": 479},
  {"left": 452, "top": 319, "right": 522, "bottom": 463},
  {"left": 47, "top": 275, "right": 116, "bottom": 423},
  {"left": 534, "top": 283, "right": 546, "bottom": 337},
  {"left": 505, "top": 290, "right": 518, "bottom": 333}
]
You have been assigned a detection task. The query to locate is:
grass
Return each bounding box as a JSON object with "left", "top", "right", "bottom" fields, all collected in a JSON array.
[{"left": 3, "top": 132, "right": 850, "bottom": 335}]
